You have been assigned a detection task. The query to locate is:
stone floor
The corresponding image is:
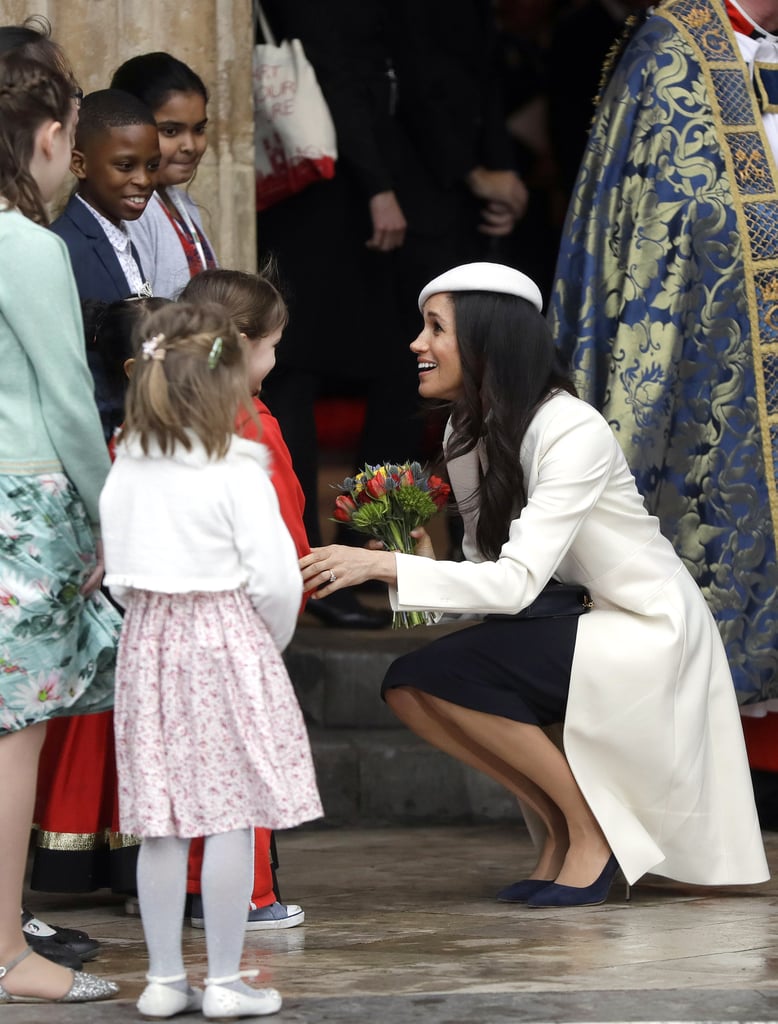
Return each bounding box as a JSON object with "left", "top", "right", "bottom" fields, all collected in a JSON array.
[
  {"left": 11, "top": 823, "right": 778, "bottom": 1023},
  {"left": 10, "top": 456, "right": 778, "bottom": 1022}
]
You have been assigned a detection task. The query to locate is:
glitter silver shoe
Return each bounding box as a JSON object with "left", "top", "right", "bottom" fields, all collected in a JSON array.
[{"left": 0, "top": 946, "right": 118, "bottom": 1003}]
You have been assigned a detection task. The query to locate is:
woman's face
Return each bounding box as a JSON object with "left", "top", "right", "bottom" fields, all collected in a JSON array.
[
  {"left": 153, "top": 89, "right": 208, "bottom": 187},
  {"left": 244, "top": 326, "right": 282, "bottom": 393},
  {"left": 410, "top": 293, "right": 464, "bottom": 401}
]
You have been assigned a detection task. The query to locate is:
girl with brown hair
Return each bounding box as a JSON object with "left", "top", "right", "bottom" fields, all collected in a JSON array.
[
  {"left": 0, "top": 50, "right": 119, "bottom": 1004},
  {"left": 100, "top": 301, "right": 322, "bottom": 1019}
]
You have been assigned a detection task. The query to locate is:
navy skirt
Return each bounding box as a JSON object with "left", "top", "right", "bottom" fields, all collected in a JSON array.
[{"left": 381, "top": 615, "right": 580, "bottom": 726}]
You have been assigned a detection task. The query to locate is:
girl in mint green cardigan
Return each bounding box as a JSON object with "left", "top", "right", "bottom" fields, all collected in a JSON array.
[{"left": 0, "top": 52, "right": 119, "bottom": 1005}]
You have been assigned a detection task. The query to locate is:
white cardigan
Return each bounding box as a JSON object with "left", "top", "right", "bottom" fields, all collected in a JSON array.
[
  {"left": 100, "top": 433, "right": 302, "bottom": 652},
  {"left": 394, "top": 391, "right": 768, "bottom": 886}
]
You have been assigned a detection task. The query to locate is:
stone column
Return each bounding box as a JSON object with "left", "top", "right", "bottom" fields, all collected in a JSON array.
[{"left": 0, "top": 0, "right": 256, "bottom": 273}]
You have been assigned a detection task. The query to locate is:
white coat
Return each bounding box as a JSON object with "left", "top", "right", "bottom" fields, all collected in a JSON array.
[{"left": 393, "top": 391, "right": 769, "bottom": 886}]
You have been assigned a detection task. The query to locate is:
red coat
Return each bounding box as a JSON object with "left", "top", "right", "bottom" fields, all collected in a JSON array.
[{"left": 238, "top": 398, "right": 310, "bottom": 561}]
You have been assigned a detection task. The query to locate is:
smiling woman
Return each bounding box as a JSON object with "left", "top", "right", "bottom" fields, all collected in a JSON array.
[
  {"left": 111, "top": 51, "right": 218, "bottom": 298},
  {"left": 412, "top": 294, "right": 464, "bottom": 402},
  {"left": 299, "top": 260, "right": 770, "bottom": 907}
]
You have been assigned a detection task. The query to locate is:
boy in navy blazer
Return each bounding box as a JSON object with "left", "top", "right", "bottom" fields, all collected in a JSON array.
[{"left": 51, "top": 89, "right": 161, "bottom": 433}]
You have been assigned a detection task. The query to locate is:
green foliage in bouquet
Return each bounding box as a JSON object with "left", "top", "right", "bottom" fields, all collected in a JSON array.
[{"left": 332, "top": 461, "right": 451, "bottom": 628}]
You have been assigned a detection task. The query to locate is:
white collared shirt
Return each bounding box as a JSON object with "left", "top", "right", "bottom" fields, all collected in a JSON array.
[{"left": 730, "top": 1, "right": 778, "bottom": 161}]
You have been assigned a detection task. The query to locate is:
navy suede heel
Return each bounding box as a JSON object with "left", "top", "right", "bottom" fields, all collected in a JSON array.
[
  {"left": 526, "top": 854, "right": 621, "bottom": 908},
  {"left": 496, "top": 878, "right": 553, "bottom": 903}
]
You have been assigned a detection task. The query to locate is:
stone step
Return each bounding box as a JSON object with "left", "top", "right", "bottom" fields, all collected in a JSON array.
[
  {"left": 285, "top": 619, "right": 522, "bottom": 825},
  {"left": 285, "top": 618, "right": 473, "bottom": 729},
  {"left": 306, "top": 727, "right": 518, "bottom": 826}
]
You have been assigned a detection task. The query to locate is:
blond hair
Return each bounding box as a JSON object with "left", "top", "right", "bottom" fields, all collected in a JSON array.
[{"left": 123, "top": 301, "right": 258, "bottom": 458}]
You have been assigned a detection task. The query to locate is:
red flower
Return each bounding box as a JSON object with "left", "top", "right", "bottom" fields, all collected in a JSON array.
[
  {"left": 333, "top": 494, "right": 357, "bottom": 522},
  {"left": 428, "top": 475, "right": 451, "bottom": 509},
  {"left": 366, "top": 475, "right": 388, "bottom": 499}
]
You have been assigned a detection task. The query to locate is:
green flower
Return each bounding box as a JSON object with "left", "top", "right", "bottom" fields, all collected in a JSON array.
[
  {"left": 392, "top": 486, "right": 437, "bottom": 526},
  {"left": 351, "top": 500, "right": 393, "bottom": 533}
]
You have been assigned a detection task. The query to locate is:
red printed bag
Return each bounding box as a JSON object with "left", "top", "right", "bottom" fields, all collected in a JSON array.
[{"left": 252, "top": 0, "right": 337, "bottom": 212}]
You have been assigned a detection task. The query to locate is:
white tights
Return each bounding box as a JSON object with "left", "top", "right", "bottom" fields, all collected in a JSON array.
[{"left": 137, "top": 828, "right": 253, "bottom": 991}]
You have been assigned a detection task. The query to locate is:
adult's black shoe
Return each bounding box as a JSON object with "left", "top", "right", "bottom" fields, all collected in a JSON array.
[
  {"left": 23, "top": 932, "right": 84, "bottom": 970},
  {"left": 22, "top": 909, "right": 100, "bottom": 962},
  {"left": 306, "top": 589, "right": 392, "bottom": 629}
]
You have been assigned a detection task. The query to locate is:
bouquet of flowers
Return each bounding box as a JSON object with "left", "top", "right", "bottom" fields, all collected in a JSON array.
[{"left": 332, "top": 461, "right": 451, "bottom": 628}]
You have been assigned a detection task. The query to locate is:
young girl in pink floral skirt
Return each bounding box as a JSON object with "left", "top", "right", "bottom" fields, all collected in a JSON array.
[{"left": 99, "top": 300, "right": 322, "bottom": 1020}]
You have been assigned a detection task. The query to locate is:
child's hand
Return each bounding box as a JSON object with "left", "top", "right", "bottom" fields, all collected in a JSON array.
[
  {"left": 81, "top": 539, "right": 105, "bottom": 597},
  {"left": 409, "top": 527, "right": 436, "bottom": 560}
]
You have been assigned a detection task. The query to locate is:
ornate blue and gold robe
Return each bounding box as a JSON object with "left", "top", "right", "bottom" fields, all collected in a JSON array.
[{"left": 550, "top": 0, "right": 778, "bottom": 704}]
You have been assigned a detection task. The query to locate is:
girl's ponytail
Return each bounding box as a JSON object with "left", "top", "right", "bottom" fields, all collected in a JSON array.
[
  {"left": 123, "top": 302, "right": 258, "bottom": 458},
  {"left": 141, "top": 333, "right": 176, "bottom": 431}
]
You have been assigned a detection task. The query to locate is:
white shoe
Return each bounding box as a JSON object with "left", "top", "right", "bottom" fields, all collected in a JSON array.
[
  {"left": 202, "top": 970, "right": 282, "bottom": 1019},
  {"left": 136, "top": 974, "right": 203, "bottom": 1019}
]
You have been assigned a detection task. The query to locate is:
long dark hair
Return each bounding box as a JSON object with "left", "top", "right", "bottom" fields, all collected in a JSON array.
[
  {"left": 445, "top": 291, "right": 576, "bottom": 560},
  {"left": 0, "top": 52, "right": 72, "bottom": 224},
  {"left": 110, "top": 51, "right": 208, "bottom": 112},
  {"left": 83, "top": 296, "right": 172, "bottom": 396}
]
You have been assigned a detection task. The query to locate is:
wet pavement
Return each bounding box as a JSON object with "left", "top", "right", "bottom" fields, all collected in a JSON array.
[{"left": 11, "top": 823, "right": 778, "bottom": 1023}]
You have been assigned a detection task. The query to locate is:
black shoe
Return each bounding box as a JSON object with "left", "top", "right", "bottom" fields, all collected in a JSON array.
[
  {"left": 306, "top": 590, "right": 392, "bottom": 629},
  {"left": 23, "top": 932, "right": 84, "bottom": 970},
  {"left": 22, "top": 910, "right": 100, "bottom": 962}
]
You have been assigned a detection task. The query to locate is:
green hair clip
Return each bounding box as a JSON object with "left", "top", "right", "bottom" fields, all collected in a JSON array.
[{"left": 207, "top": 336, "right": 223, "bottom": 370}]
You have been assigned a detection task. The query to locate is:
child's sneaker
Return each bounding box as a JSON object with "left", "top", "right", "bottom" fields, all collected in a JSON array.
[
  {"left": 246, "top": 901, "right": 304, "bottom": 931},
  {"left": 189, "top": 897, "right": 304, "bottom": 931}
]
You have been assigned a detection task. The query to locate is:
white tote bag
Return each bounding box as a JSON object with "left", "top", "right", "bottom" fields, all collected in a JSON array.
[{"left": 252, "top": 0, "right": 337, "bottom": 211}]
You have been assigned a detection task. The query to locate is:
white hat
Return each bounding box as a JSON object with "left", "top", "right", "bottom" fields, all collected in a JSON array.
[{"left": 418, "top": 262, "right": 543, "bottom": 312}]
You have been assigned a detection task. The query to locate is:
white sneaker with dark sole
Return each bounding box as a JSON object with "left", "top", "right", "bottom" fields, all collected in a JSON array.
[{"left": 189, "top": 897, "right": 304, "bottom": 931}]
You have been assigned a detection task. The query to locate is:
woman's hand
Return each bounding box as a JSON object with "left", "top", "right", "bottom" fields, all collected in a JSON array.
[
  {"left": 80, "top": 538, "right": 105, "bottom": 597},
  {"left": 300, "top": 544, "right": 398, "bottom": 597}
]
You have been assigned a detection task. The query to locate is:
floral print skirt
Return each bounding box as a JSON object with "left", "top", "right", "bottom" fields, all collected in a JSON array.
[
  {"left": 0, "top": 473, "right": 120, "bottom": 735},
  {"left": 114, "top": 588, "right": 323, "bottom": 838}
]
